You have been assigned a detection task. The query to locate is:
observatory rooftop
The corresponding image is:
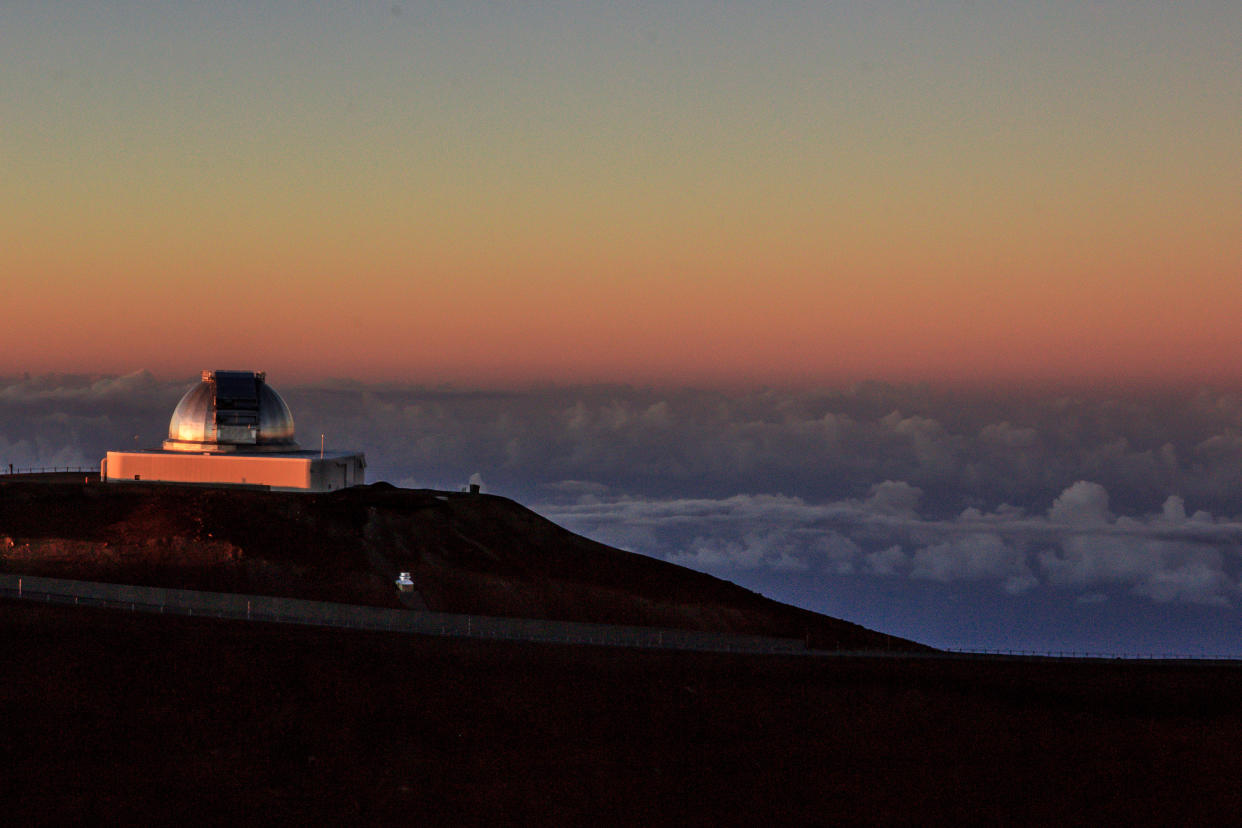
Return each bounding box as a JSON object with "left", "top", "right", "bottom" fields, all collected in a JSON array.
[
  {"left": 165, "top": 370, "right": 297, "bottom": 453},
  {"left": 102, "top": 370, "right": 365, "bottom": 492}
]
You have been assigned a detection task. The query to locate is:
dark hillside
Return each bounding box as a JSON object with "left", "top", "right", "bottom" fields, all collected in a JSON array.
[{"left": 0, "top": 480, "right": 920, "bottom": 651}]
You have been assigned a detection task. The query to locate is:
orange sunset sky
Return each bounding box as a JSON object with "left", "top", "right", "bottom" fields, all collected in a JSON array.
[{"left": 3, "top": 2, "right": 1240, "bottom": 387}]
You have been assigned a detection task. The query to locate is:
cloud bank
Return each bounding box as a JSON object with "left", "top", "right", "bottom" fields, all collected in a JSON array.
[{"left": 537, "top": 482, "right": 1242, "bottom": 607}]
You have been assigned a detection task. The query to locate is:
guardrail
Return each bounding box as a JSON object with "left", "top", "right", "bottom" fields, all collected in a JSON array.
[
  {"left": 941, "top": 647, "right": 1242, "bottom": 662},
  {"left": 0, "top": 573, "right": 809, "bottom": 656},
  {"left": 4, "top": 573, "right": 1240, "bottom": 662},
  {"left": 1, "top": 466, "right": 95, "bottom": 476}
]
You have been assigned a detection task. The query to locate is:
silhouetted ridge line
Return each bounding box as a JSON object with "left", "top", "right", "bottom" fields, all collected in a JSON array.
[{"left": 0, "top": 480, "right": 927, "bottom": 651}]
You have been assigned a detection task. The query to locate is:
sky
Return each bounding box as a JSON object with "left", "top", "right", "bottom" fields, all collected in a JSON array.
[
  {"left": 4, "top": 4, "right": 1242, "bottom": 653},
  {"left": 3, "top": 1, "right": 1241, "bottom": 386}
]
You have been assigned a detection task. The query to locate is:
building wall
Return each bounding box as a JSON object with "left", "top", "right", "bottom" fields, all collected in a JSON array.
[
  {"left": 103, "top": 451, "right": 366, "bottom": 492},
  {"left": 308, "top": 456, "right": 365, "bottom": 491}
]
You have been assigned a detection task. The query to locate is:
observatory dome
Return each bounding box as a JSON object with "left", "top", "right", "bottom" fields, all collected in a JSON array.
[{"left": 164, "top": 370, "right": 298, "bottom": 452}]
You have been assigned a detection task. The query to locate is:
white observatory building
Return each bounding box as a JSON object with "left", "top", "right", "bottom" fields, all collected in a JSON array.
[{"left": 101, "top": 370, "right": 365, "bottom": 492}]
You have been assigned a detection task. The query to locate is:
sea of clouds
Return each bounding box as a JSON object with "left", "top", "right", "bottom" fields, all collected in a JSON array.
[{"left": 6, "top": 372, "right": 1242, "bottom": 649}]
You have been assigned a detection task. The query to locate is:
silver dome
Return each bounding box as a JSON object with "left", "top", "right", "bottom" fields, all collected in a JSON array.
[{"left": 164, "top": 370, "right": 298, "bottom": 452}]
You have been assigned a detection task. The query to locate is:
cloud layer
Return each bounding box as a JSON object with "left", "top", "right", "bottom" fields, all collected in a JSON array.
[{"left": 538, "top": 482, "right": 1242, "bottom": 607}]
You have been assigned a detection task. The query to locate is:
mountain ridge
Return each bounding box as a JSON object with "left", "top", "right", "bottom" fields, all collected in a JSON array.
[{"left": 0, "top": 478, "right": 926, "bottom": 651}]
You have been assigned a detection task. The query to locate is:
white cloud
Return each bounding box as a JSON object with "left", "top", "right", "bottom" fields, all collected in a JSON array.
[
  {"left": 1048, "top": 481, "right": 1111, "bottom": 526},
  {"left": 0, "top": 370, "right": 168, "bottom": 404},
  {"left": 864, "top": 545, "right": 908, "bottom": 576},
  {"left": 1134, "top": 560, "right": 1231, "bottom": 606},
  {"left": 1161, "top": 495, "right": 1187, "bottom": 524},
  {"left": 910, "top": 533, "right": 1035, "bottom": 593},
  {"left": 863, "top": 481, "right": 923, "bottom": 517},
  {"left": 669, "top": 531, "right": 810, "bottom": 573},
  {"left": 811, "top": 532, "right": 863, "bottom": 575}
]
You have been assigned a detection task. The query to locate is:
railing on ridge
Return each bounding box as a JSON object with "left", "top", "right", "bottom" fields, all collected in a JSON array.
[
  {"left": 1, "top": 466, "right": 96, "bottom": 476},
  {"left": 3, "top": 573, "right": 1240, "bottom": 662}
]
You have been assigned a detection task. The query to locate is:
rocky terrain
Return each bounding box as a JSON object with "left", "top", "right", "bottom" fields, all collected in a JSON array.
[{"left": 0, "top": 478, "right": 920, "bottom": 651}]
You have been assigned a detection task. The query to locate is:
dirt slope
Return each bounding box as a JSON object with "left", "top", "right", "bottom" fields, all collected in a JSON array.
[{"left": 0, "top": 479, "right": 923, "bottom": 650}]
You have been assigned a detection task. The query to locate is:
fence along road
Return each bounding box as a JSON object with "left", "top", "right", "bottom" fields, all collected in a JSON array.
[
  {"left": 4, "top": 572, "right": 1241, "bottom": 663},
  {"left": 0, "top": 572, "right": 812, "bottom": 655}
]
